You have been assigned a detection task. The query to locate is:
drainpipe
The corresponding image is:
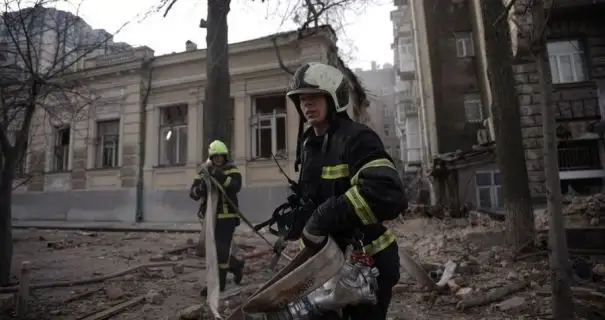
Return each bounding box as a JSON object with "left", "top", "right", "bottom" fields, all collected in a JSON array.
[{"left": 135, "top": 57, "right": 154, "bottom": 222}]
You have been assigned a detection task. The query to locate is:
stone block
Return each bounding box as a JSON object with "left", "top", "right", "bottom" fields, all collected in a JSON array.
[{"left": 522, "top": 127, "right": 543, "bottom": 138}]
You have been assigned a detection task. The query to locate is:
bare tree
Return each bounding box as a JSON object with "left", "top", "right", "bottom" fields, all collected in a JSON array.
[
  {"left": 530, "top": 0, "right": 574, "bottom": 317},
  {"left": 0, "top": 0, "right": 129, "bottom": 286},
  {"left": 484, "top": 0, "right": 574, "bottom": 317},
  {"left": 161, "top": 0, "right": 370, "bottom": 158},
  {"left": 480, "top": 0, "right": 535, "bottom": 252}
]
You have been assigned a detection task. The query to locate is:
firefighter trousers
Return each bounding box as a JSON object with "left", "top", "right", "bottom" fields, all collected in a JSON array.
[
  {"left": 340, "top": 242, "right": 401, "bottom": 320},
  {"left": 216, "top": 218, "right": 244, "bottom": 291}
]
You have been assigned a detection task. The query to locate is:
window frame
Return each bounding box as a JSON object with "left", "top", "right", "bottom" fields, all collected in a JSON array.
[
  {"left": 547, "top": 39, "right": 587, "bottom": 84},
  {"left": 463, "top": 93, "right": 483, "bottom": 123},
  {"left": 158, "top": 104, "right": 188, "bottom": 166},
  {"left": 95, "top": 119, "right": 120, "bottom": 169},
  {"left": 250, "top": 94, "right": 288, "bottom": 160},
  {"left": 475, "top": 170, "right": 503, "bottom": 210},
  {"left": 52, "top": 125, "right": 70, "bottom": 172},
  {"left": 455, "top": 32, "right": 475, "bottom": 58}
]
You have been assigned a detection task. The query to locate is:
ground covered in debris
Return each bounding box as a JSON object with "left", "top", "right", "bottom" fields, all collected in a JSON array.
[{"left": 1, "top": 218, "right": 604, "bottom": 320}]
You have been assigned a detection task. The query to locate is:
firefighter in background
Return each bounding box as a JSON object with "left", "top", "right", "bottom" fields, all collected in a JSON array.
[
  {"left": 285, "top": 62, "right": 407, "bottom": 319},
  {"left": 189, "top": 140, "right": 244, "bottom": 294}
]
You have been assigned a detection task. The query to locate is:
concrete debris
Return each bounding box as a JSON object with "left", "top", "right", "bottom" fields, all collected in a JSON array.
[
  {"left": 144, "top": 290, "right": 164, "bottom": 305},
  {"left": 495, "top": 296, "right": 526, "bottom": 311},
  {"left": 104, "top": 286, "right": 124, "bottom": 301},
  {"left": 537, "top": 193, "right": 605, "bottom": 228},
  {"left": 179, "top": 304, "right": 205, "bottom": 320},
  {"left": 8, "top": 219, "right": 605, "bottom": 320}
]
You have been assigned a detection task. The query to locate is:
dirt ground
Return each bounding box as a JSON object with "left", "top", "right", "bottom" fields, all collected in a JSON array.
[{"left": 2, "top": 217, "right": 605, "bottom": 320}]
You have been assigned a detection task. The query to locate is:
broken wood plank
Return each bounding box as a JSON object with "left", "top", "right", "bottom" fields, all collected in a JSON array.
[
  {"left": 0, "top": 262, "right": 203, "bottom": 293},
  {"left": 78, "top": 295, "right": 145, "bottom": 320},
  {"left": 456, "top": 280, "right": 530, "bottom": 310},
  {"left": 62, "top": 287, "right": 103, "bottom": 304},
  {"left": 16, "top": 261, "right": 31, "bottom": 317}
]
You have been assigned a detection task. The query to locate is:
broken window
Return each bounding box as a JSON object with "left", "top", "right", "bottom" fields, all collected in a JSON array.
[
  {"left": 455, "top": 32, "right": 474, "bottom": 58},
  {"left": 52, "top": 126, "right": 70, "bottom": 172},
  {"left": 475, "top": 171, "right": 502, "bottom": 210},
  {"left": 464, "top": 93, "right": 483, "bottom": 123},
  {"left": 547, "top": 40, "right": 587, "bottom": 84},
  {"left": 159, "top": 104, "right": 188, "bottom": 166},
  {"left": 96, "top": 119, "right": 120, "bottom": 168},
  {"left": 250, "top": 94, "right": 287, "bottom": 159}
]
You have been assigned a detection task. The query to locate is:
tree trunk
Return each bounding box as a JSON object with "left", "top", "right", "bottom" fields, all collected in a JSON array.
[
  {"left": 532, "top": 1, "right": 575, "bottom": 318},
  {"left": 0, "top": 177, "right": 13, "bottom": 287},
  {"left": 203, "top": 0, "right": 232, "bottom": 160},
  {"left": 480, "top": 1, "right": 535, "bottom": 251}
]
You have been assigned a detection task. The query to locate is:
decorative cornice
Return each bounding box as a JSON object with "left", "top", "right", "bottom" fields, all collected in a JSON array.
[{"left": 150, "top": 60, "right": 299, "bottom": 91}]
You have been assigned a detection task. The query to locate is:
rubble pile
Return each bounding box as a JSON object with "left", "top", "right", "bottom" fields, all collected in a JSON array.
[
  {"left": 4, "top": 221, "right": 605, "bottom": 320},
  {"left": 390, "top": 218, "right": 605, "bottom": 319},
  {"left": 536, "top": 193, "right": 605, "bottom": 228}
]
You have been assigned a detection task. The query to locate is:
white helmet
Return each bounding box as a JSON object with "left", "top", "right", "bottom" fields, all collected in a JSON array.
[{"left": 286, "top": 62, "right": 350, "bottom": 115}]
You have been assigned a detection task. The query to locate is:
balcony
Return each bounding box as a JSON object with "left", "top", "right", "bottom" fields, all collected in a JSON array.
[
  {"left": 404, "top": 103, "right": 417, "bottom": 115},
  {"left": 395, "top": 90, "right": 412, "bottom": 104},
  {"left": 557, "top": 140, "right": 601, "bottom": 171}
]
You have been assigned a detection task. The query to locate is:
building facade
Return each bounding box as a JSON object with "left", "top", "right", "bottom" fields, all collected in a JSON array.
[
  {"left": 391, "top": 1, "right": 422, "bottom": 173},
  {"left": 0, "top": 6, "right": 131, "bottom": 72},
  {"left": 354, "top": 62, "right": 401, "bottom": 164},
  {"left": 409, "top": 0, "right": 605, "bottom": 210},
  {"left": 11, "top": 28, "right": 363, "bottom": 223}
]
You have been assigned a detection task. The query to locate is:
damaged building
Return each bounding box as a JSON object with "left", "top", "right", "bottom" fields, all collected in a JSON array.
[{"left": 409, "top": 0, "right": 605, "bottom": 213}]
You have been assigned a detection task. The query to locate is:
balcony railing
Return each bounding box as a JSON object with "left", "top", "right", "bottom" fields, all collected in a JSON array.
[{"left": 557, "top": 140, "right": 601, "bottom": 171}]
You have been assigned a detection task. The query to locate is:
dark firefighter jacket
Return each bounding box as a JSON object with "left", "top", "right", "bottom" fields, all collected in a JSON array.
[
  {"left": 298, "top": 117, "right": 407, "bottom": 256},
  {"left": 190, "top": 163, "right": 242, "bottom": 225}
]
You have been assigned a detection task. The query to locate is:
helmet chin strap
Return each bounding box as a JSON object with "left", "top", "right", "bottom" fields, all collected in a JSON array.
[{"left": 294, "top": 117, "right": 305, "bottom": 172}]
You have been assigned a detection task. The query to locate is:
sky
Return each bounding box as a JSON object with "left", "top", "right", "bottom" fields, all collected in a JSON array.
[{"left": 52, "top": 0, "right": 395, "bottom": 69}]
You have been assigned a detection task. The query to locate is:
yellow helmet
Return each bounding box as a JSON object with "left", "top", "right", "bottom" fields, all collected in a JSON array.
[{"left": 208, "top": 140, "right": 228, "bottom": 156}]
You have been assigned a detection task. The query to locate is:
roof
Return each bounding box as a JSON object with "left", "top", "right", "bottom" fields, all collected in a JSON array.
[{"left": 430, "top": 142, "right": 497, "bottom": 175}]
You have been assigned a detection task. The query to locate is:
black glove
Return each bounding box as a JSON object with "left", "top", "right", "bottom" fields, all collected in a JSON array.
[
  {"left": 301, "top": 199, "right": 336, "bottom": 249},
  {"left": 208, "top": 166, "right": 227, "bottom": 184},
  {"left": 190, "top": 187, "right": 201, "bottom": 201},
  {"left": 189, "top": 181, "right": 207, "bottom": 201},
  {"left": 283, "top": 202, "right": 313, "bottom": 241}
]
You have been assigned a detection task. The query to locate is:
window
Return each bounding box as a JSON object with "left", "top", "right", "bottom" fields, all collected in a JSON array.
[
  {"left": 547, "top": 40, "right": 587, "bottom": 84},
  {"left": 159, "top": 104, "right": 188, "bottom": 166},
  {"left": 397, "top": 104, "right": 407, "bottom": 123},
  {"left": 464, "top": 93, "right": 483, "bottom": 123},
  {"left": 250, "top": 95, "right": 287, "bottom": 159},
  {"left": 384, "top": 125, "right": 390, "bottom": 136},
  {"left": 475, "top": 171, "right": 502, "bottom": 210},
  {"left": 96, "top": 119, "right": 120, "bottom": 168},
  {"left": 406, "top": 116, "right": 421, "bottom": 163},
  {"left": 455, "top": 32, "right": 474, "bottom": 57},
  {"left": 52, "top": 126, "right": 70, "bottom": 172},
  {"left": 397, "top": 36, "right": 415, "bottom": 72}
]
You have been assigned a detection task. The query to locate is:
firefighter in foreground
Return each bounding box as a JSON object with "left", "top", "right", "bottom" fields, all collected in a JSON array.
[
  {"left": 285, "top": 62, "right": 407, "bottom": 319},
  {"left": 189, "top": 140, "right": 244, "bottom": 294}
]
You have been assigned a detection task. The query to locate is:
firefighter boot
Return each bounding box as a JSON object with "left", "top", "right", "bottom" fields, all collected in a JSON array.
[
  {"left": 219, "top": 269, "right": 228, "bottom": 291},
  {"left": 229, "top": 256, "right": 245, "bottom": 285},
  {"left": 199, "top": 269, "right": 229, "bottom": 297}
]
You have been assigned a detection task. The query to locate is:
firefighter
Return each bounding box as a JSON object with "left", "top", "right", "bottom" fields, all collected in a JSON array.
[
  {"left": 189, "top": 140, "right": 244, "bottom": 294},
  {"left": 285, "top": 63, "right": 407, "bottom": 319}
]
